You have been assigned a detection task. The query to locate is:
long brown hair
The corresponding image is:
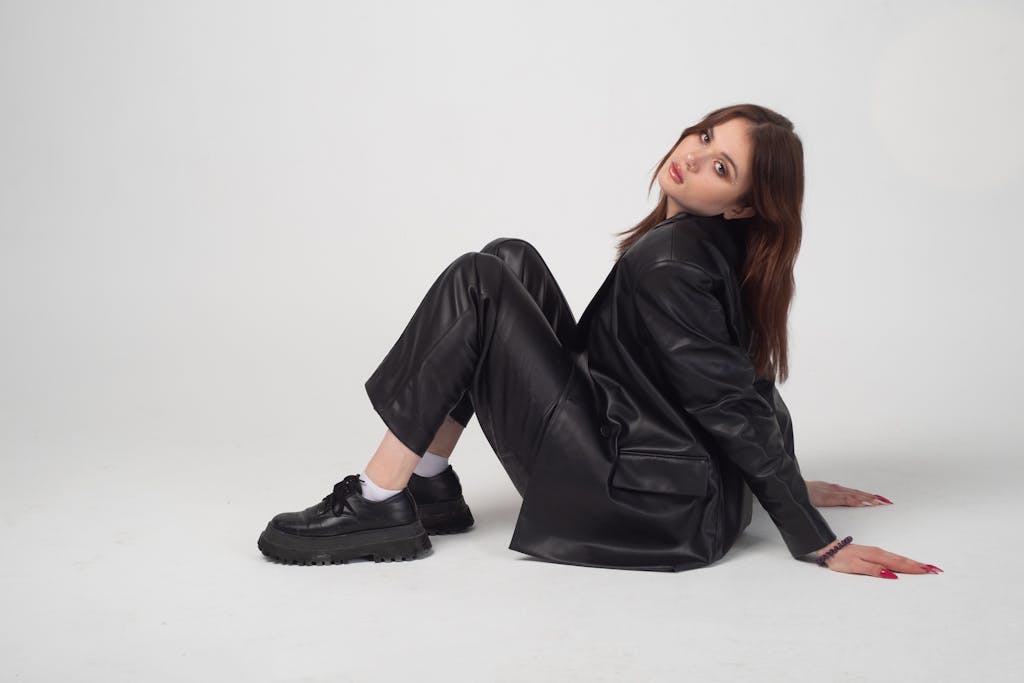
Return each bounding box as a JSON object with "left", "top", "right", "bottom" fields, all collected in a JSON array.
[{"left": 613, "top": 103, "right": 805, "bottom": 383}]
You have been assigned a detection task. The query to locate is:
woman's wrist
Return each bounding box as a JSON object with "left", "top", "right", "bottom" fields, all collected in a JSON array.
[
  {"left": 814, "top": 539, "right": 839, "bottom": 556},
  {"left": 811, "top": 536, "right": 853, "bottom": 566},
  {"left": 795, "top": 537, "right": 849, "bottom": 563}
]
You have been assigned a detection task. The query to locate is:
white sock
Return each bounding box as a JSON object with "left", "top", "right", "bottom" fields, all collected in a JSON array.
[
  {"left": 359, "top": 470, "right": 403, "bottom": 502},
  {"left": 413, "top": 450, "right": 450, "bottom": 478}
]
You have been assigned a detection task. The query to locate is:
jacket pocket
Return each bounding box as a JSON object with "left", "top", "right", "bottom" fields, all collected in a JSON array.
[{"left": 610, "top": 450, "right": 710, "bottom": 497}]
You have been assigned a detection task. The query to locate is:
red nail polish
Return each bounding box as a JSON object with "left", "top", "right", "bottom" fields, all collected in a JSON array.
[
  {"left": 924, "top": 564, "right": 943, "bottom": 573},
  {"left": 875, "top": 495, "right": 893, "bottom": 504},
  {"left": 879, "top": 569, "right": 898, "bottom": 579}
]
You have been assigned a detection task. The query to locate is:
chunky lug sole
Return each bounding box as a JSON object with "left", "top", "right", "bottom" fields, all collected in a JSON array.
[
  {"left": 258, "top": 521, "right": 432, "bottom": 565},
  {"left": 416, "top": 499, "right": 475, "bottom": 535}
]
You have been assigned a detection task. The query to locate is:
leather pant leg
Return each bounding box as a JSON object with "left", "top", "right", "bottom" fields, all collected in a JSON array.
[
  {"left": 446, "top": 237, "right": 580, "bottom": 429},
  {"left": 363, "top": 247, "right": 579, "bottom": 496}
]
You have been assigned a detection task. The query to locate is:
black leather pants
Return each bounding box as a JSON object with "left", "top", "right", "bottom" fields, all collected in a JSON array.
[{"left": 364, "top": 238, "right": 586, "bottom": 497}]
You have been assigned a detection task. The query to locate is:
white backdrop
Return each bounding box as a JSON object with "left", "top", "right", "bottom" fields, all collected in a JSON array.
[{"left": 2, "top": 1, "right": 1021, "bottom": 681}]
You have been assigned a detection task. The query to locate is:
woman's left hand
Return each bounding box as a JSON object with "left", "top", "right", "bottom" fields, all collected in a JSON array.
[{"left": 806, "top": 480, "right": 892, "bottom": 508}]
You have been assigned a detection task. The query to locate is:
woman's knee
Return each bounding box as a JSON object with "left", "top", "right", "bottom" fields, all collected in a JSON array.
[
  {"left": 479, "top": 237, "right": 543, "bottom": 270},
  {"left": 447, "top": 251, "right": 508, "bottom": 285}
]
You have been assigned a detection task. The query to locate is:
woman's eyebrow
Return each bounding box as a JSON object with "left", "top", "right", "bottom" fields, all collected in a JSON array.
[{"left": 709, "top": 126, "right": 740, "bottom": 180}]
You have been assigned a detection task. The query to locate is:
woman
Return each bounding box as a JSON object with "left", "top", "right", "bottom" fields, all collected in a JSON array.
[{"left": 257, "top": 103, "right": 942, "bottom": 579}]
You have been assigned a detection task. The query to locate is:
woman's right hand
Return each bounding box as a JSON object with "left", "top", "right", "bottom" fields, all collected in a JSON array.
[{"left": 815, "top": 541, "right": 943, "bottom": 578}]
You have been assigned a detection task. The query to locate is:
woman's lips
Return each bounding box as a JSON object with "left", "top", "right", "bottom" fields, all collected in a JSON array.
[{"left": 669, "top": 161, "right": 684, "bottom": 184}]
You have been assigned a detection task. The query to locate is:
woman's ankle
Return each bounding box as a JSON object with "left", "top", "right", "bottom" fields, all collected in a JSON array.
[
  {"left": 364, "top": 430, "right": 421, "bottom": 489},
  {"left": 413, "top": 450, "right": 451, "bottom": 477}
]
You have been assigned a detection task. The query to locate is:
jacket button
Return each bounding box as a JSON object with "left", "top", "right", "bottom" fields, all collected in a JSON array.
[{"left": 599, "top": 425, "right": 611, "bottom": 437}]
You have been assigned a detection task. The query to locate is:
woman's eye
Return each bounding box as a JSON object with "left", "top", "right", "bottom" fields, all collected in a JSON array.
[
  {"left": 700, "top": 130, "right": 711, "bottom": 143},
  {"left": 715, "top": 160, "right": 727, "bottom": 177}
]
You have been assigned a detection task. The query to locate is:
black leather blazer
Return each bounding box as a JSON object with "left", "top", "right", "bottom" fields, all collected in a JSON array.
[{"left": 508, "top": 211, "right": 837, "bottom": 571}]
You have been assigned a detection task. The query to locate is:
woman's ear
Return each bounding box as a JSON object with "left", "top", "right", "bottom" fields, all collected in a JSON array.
[{"left": 723, "top": 205, "right": 756, "bottom": 220}]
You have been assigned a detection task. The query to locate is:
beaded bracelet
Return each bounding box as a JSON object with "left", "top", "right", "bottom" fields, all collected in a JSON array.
[{"left": 816, "top": 535, "right": 853, "bottom": 567}]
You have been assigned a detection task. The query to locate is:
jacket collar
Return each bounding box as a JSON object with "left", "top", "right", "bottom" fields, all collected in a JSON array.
[
  {"left": 577, "top": 212, "right": 751, "bottom": 342},
  {"left": 659, "top": 211, "right": 751, "bottom": 273}
]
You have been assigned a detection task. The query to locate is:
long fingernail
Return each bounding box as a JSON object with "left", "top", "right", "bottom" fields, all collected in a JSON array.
[
  {"left": 879, "top": 569, "right": 898, "bottom": 579},
  {"left": 875, "top": 495, "right": 893, "bottom": 504},
  {"left": 923, "top": 564, "right": 943, "bottom": 573}
]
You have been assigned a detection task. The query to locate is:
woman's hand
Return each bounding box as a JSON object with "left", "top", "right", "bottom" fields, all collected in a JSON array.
[
  {"left": 806, "top": 480, "right": 892, "bottom": 508},
  {"left": 814, "top": 541, "right": 943, "bottom": 579}
]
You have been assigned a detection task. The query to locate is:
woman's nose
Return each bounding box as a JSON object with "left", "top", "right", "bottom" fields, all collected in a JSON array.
[{"left": 685, "top": 152, "right": 699, "bottom": 171}]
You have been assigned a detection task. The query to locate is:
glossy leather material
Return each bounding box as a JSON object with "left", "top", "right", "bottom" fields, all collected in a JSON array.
[
  {"left": 365, "top": 243, "right": 581, "bottom": 497},
  {"left": 270, "top": 475, "right": 420, "bottom": 537},
  {"left": 364, "top": 215, "right": 835, "bottom": 572},
  {"left": 407, "top": 465, "right": 475, "bottom": 534},
  {"left": 509, "top": 212, "right": 836, "bottom": 570},
  {"left": 407, "top": 464, "right": 466, "bottom": 503}
]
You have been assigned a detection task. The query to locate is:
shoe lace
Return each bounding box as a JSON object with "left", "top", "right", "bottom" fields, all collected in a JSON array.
[{"left": 322, "top": 474, "right": 363, "bottom": 516}]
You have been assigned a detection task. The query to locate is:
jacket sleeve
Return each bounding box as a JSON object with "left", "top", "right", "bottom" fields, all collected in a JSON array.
[
  {"left": 634, "top": 261, "right": 837, "bottom": 558},
  {"left": 756, "top": 378, "right": 801, "bottom": 474}
]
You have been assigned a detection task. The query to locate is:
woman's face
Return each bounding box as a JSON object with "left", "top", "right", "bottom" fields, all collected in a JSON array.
[{"left": 656, "top": 116, "right": 756, "bottom": 220}]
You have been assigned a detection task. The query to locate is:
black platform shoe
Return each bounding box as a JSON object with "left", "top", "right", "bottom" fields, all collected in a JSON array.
[
  {"left": 407, "top": 464, "right": 475, "bottom": 535},
  {"left": 257, "top": 474, "right": 432, "bottom": 565}
]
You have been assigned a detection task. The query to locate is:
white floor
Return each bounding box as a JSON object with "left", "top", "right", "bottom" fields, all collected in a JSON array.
[{"left": 1, "top": 431, "right": 1016, "bottom": 682}]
